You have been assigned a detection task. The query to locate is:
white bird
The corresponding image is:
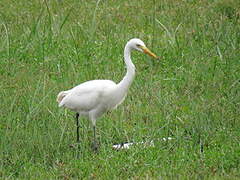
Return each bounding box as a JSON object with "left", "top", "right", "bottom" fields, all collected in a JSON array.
[{"left": 57, "top": 38, "right": 158, "bottom": 150}]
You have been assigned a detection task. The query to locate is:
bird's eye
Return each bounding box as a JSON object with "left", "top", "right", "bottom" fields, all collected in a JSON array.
[{"left": 136, "top": 44, "right": 141, "bottom": 47}]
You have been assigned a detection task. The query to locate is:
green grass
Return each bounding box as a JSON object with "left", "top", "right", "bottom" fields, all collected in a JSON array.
[{"left": 0, "top": 0, "right": 240, "bottom": 179}]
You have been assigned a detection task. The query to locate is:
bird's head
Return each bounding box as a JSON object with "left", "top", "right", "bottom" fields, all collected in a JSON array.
[{"left": 128, "top": 38, "right": 158, "bottom": 59}]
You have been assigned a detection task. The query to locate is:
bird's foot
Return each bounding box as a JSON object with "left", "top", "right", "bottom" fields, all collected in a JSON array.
[
  {"left": 69, "top": 142, "right": 81, "bottom": 150},
  {"left": 91, "top": 141, "right": 99, "bottom": 153}
]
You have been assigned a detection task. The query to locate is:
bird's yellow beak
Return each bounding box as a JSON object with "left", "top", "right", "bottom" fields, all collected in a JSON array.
[{"left": 140, "top": 46, "right": 158, "bottom": 59}]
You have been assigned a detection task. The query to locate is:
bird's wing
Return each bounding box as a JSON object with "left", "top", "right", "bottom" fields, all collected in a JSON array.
[{"left": 59, "top": 80, "right": 116, "bottom": 112}]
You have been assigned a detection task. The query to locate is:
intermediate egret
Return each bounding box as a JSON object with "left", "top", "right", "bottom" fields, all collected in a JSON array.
[{"left": 57, "top": 38, "right": 157, "bottom": 150}]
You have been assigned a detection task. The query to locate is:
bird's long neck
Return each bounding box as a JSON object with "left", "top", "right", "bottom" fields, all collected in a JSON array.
[{"left": 117, "top": 44, "right": 136, "bottom": 92}]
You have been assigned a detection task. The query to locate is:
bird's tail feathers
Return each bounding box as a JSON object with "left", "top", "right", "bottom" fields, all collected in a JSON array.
[{"left": 57, "top": 91, "right": 69, "bottom": 106}]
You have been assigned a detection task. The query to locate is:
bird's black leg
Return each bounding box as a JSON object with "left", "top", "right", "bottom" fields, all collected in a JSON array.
[
  {"left": 76, "top": 113, "right": 80, "bottom": 143},
  {"left": 93, "top": 125, "right": 96, "bottom": 145},
  {"left": 92, "top": 125, "right": 98, "bottom": 152}
]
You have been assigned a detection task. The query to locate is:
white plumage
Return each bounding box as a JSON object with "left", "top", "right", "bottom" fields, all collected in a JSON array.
[{"left": 57, "top": 38, "right": 157, "bottom": 150}]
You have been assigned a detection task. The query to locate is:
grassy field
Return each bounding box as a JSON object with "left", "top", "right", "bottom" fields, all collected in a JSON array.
[{"left": 0, "top": 0, "right": 240, "bottom": 179}]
